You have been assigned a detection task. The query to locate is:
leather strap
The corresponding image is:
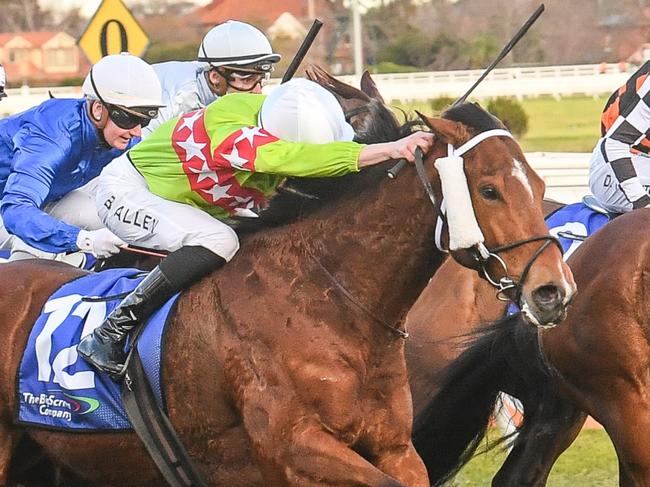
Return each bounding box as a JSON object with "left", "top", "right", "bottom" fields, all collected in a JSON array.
[{"left": 122, "top": 349, "right": 208, "bottom": 487}]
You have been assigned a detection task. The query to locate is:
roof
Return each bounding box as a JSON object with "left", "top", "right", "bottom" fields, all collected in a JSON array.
[
  {"left": 197, "top": 0, "right": 337, "bottom": 26},
  {"left": 0, "top": 32, "right": 61, "bottom": 47}
]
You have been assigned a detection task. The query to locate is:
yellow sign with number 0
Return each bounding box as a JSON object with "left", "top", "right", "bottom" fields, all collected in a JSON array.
[{"left": 78, "top": 0, "right": 149, "bottom": 64}]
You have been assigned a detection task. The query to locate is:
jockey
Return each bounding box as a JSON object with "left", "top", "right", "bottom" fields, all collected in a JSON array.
[
  {"left": 77, "top": 78, "right": 433, "bottom": 377},
  {"left": 142, "top": 20, "right": 280, "bottom": 138},
  {"left": 0, "top": 53, "right": 164, "bottom": 262},
  {"left": 589, "top": 60, "right": 650, "bottom": 212},
  {"left": 0, "top": 64, "right": 7, "bottom": 99}
]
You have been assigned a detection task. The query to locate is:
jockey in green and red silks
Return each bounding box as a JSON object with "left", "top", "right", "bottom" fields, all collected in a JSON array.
[{"left": 78, "top": 78, "right": 434, "bottom": 378}]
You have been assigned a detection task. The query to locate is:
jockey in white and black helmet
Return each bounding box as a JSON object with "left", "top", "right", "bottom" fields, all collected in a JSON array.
[{"left": 143, "top": 20, "right": 281, "bottom": 138}]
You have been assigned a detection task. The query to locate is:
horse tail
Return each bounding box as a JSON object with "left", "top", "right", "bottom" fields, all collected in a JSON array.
[{"left": 413, "top": 313, "right": 551, "bottom": 486}]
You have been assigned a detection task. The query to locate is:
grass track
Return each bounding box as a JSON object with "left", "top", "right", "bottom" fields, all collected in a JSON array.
[
  {"left": 393, "top": 94, "right": 609, "bottom": 152},
  {"left": 450, "top": 429, "right": 617, "bottom": 486}
]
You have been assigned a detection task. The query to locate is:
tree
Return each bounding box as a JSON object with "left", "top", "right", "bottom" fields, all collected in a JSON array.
[{"left": 0, "top": 0, "right": 86, "bottom": 36}]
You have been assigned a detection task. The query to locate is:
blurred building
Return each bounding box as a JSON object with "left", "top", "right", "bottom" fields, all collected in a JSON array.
[
  {"left": 196, "top": 0, "right": 354, "bottom": 74},
  {"left": 0, "top": 31, "right": 88, "bottom": 86},
  {"left": 597, "top": 0, "right": 650, "bottom": 63}
]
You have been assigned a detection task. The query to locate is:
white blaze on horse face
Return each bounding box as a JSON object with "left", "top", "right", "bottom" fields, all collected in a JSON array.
[{"left": 512, "top": 158, "right": 534, "bottom": 201}]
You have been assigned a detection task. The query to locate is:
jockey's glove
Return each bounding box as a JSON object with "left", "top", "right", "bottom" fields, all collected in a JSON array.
[{"left": 76, "top": 228, "right": 125, "bottom": 258}]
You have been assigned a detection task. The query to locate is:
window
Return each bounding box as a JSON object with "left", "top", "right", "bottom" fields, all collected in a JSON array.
[
  {"left": 8, "top": 48, "right": 28, "bottom": 63},
  {"left": 44, "top": 48, "right": 75, "bottom": 68}
]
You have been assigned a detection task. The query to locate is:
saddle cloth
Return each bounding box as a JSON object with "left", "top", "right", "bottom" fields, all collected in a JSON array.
[
  {"left": 545, "top": 201, "right": 610, "bottom": 260},
  {"left": 17, "top": 268, "right": 180, "bottom": 431}
]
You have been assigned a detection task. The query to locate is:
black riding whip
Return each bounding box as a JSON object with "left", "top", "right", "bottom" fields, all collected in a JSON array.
[
  {"left": 281, "top": 19, "right": 323, "bottom": 83},
  {"left": 387, "top": 3, "right": 545, "bottom": 179}
]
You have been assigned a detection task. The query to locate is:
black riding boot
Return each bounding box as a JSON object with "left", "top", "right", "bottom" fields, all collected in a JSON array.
[
  {"left": 78, "top": 246, "right": 227, "bottom": 378},
  {"left": 77, "top": 266, "right": 175, "bottom": 377}
]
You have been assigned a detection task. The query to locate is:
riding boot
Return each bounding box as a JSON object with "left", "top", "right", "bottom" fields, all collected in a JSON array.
[
  {"left": 77, "top": 266, "right": 175, "bottom": 377},
  {"left": 78, "top": 246, "right": 227, "bottom": 378}
]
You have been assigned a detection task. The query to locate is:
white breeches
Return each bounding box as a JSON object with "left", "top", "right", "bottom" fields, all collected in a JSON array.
[
  {"left": 1, "top": 179, "right": 104, "bottom": 260},
  {"left": 95, "top": 154, "right": 240, "bottom": 261},
  {"left": 589, "top": 145, "right": 650, "bottom": 213}
]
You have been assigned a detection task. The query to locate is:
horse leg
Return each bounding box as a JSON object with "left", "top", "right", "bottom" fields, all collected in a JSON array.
[
  {"left": 594, "top": 392, "right": 650, "bottom": 487},
  {"left": 244, "top": 415, "right": 421, "bottom": 487},
  {"left": 492, "top": 398, "right": 586, "bottom": 486},
  {"left": 374, "top": 442, "right": 428, "bottom": 487}
]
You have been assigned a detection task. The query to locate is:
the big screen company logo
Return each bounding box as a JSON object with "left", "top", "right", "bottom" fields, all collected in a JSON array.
[{"left": 22, "top": 390, "right": 100, "bottom": 421}]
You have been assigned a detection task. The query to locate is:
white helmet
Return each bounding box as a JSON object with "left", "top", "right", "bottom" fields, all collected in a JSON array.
[
  {"left": 259, "top": 79, "right": 355, "bottom": 144},
  {"left": 82, "top": 53, "right": 164, "bottom": 108},
  {"left": 198, "top": 20, "right": 281, "bottom": 72}
]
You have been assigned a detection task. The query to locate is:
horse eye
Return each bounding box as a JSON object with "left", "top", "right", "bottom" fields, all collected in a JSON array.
[{"left": 480, "top": 185, "right": 500, "bottom": 201}]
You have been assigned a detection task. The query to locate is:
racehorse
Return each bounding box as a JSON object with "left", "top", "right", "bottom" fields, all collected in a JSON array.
[
  {"left": 0, "top": 81, "right": 574, "bottom": 486},
  {"left": 405, "top": 199, "right": 580, "bottom": 487},
  {"left": 411, "top": 208, "right": 650, "bottom": 486}
]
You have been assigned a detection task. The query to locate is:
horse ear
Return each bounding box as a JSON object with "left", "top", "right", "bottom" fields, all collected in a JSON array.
[
  {"left": 415, "top": 110, "right": 468, "bottom": 146},
  {"left": 305, "top": 64, "right": 370, "bottom": 101},
  {"left": 360, "top": 71, "right": 384, "bottom": 103}
]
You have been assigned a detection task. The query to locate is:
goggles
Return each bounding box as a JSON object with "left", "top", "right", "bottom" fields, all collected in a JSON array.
[
  {"left": 106, "top": 104, "right": 158, "bottom": 129},
  {"left": 89, "top": 68, "right": 159, "bottom": 129},
  {"left": 216, "top": 66, "right": 271, "bottom": 91}
]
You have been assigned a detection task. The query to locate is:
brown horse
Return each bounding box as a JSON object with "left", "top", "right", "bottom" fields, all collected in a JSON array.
[
  {"left": 0, "top": 91, "right": 574, "bottom": 486},
  {"left": 406, "top": 200, "right": 581, "bottom": 487},
  {"left": 411, "top": 209, "right": 650, "bottom": 486}
]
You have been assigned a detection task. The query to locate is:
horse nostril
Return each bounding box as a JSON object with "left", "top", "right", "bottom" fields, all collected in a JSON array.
[{"left": 532, "top": 284, "right": 563, "bottom": 308}]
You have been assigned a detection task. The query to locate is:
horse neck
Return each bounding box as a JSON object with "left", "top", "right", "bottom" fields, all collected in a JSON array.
[{"left": 290, "top": 166, "right": 442, "bottom": 331}]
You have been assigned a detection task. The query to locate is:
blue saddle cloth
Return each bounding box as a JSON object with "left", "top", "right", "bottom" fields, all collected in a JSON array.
[
  {"left": 17, "top": 268, "right": 180, "bottom": 431},
  {"left": 506, "top": 202, "right": 609, "bottom": 316},
  {"left": 545, "top": 202, "right": 610, "bottom": 260}
]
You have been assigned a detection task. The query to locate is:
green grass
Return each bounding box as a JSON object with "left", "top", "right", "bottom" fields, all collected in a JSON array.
[
  {"left": 519, "top": 95, "right": 607, "bottom": 152},
  {"left": 391, "top": 94, "right": 609, "bottom": 153},
  {"left": 447, "top": 429, "right": 618, "bottom": 486}
]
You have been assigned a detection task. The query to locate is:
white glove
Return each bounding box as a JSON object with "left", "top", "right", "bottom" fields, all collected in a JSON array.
[{"left": 76, "top": 228, "right": 125, "bottom": 258}]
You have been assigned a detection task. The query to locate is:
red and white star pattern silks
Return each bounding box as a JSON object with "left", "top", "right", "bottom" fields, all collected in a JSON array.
[{"left": 171, "top": 109, "right": 278, "bottom": 214}]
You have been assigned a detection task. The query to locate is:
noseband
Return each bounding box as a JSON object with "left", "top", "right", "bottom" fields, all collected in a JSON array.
[
  {"left": 473, "top": 236, "right": 562, "bottom": 304},
  {"left": 412, "top": 130, "right": 562, "bottom": 303}
]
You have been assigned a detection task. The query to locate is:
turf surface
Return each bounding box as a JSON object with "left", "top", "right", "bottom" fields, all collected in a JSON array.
[{"left": 393, "top": 94, "right": 608, "bottom": 153}]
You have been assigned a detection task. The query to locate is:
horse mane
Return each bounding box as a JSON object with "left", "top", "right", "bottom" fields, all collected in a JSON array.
[
  {"left": 236, "top": 100, "right": 418, "bottom": 233},
  {"left": 442, "top": 102, "right": 507, "bottom": 133}
]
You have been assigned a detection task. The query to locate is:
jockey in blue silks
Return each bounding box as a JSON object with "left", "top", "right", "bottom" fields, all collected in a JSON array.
[
  {"left": 0, "top": 53, "right": 164, "bottom": 263},
  {"left": 142, "top": 20, "right": 280, "bottom": 138}
]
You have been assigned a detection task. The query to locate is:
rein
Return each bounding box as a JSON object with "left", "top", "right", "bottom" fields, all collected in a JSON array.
[{"left": 302, "top": 239, "right": 409, "bottom": 339}]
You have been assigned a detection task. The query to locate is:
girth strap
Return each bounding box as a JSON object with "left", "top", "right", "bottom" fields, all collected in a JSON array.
[{"left": 122, "top": 349, "right": 208, "bottom": 487}]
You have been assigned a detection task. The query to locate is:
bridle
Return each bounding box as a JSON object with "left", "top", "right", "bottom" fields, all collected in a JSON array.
[
  {"left": 473, "top": 236, "right": 562, "bottom": 304},
  {"left": 412, "top": 130, "right": 562, "bottom": 304}
]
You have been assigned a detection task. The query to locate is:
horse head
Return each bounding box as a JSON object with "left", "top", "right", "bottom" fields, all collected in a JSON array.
[{"left": 419, "top": 103, "right": 576, "bottom": 327}]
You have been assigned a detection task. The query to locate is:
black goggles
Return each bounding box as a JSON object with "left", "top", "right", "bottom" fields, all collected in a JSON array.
[
  {"left": 106, "top": 104, "right": 158, "bottom": 129},
  {"left": 89, "top": 67, "right": 158, "bottom": 129}
]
